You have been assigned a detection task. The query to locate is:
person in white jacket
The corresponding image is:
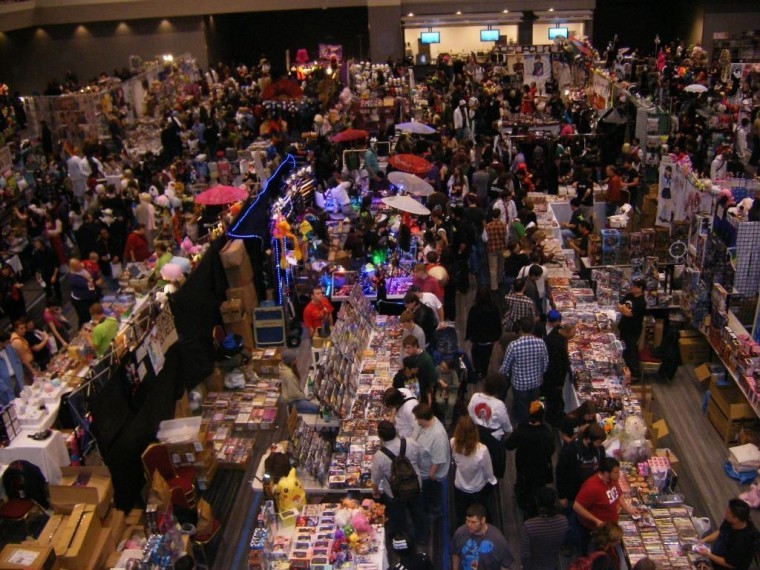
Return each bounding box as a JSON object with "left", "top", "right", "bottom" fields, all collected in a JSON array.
[{"left": 453, "top": 100, "right": 472, "bottom": 141}]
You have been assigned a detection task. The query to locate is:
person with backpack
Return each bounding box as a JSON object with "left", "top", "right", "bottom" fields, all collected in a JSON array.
[
  {"left": 371, "top": 420, "right": 427, "bottom": 548},
  {"left": 555, "top": 423, "right": 607, "bottom": 552},
  {"left": 383, "top": 387, "right": 419, "bottom": 438},
  {"left": 695, "top": 498, "right": 757, "bottom": 570}
]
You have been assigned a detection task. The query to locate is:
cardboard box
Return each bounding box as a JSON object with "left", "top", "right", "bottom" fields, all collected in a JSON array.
[
  {"left": 227, "top": 311, "right": 254, "bottom": 350},
  {"left": 629, "top": 384, "right": 653, "bottom": 412},
  {"left": 706, "top": 397, "right": 756, "bottom": 444},
  {"left": 220, "top": 298, "right": 245, "bottom": 324},
  {"left": 227, "top": 284, "right": 258, "bottom": 311},
  {"left": 101, "top": 508, "right": 126, "bottom": 553},
  {"left": 679, "top": 337, "right": 710, "bottom": 364},
  {"left": 710, "top": 378, "right": 755, "bottom": 419},
  {"left": 33, "top": 515, "right": 65, "bottom": 554},
  {"left": 0, "top": 545, "right": 59, "bottom": 569},
  {"left": 647, "top": 419, "right": 669, "bottom": 448},
  {"left": 203, "top": 368, "right": 224, "bottom": 393},
  {"left": 220, "top": 239, "right": 251, "bottom": 269},
  {"left": 695, "top": 363, "right": 712, "bottom": 385},
  {"left": 225, "top": 261, "right": 255, "bottom": 289},
  {"left": 125, "top": 509, "right": 144, "bottom": 526},
  {"left": 61, "top": 504, "right": 102, "bottom": 570},
  {"left": 49, "top": 466, "right": 114, "bottom": 519}
]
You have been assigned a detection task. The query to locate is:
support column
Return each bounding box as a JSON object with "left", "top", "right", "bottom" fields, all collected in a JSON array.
[
  {"left": 518, "top": 11, "right": 536, "bottom": 45},
  {"left": 368, "top": 2, "right": 403, "bottom": 63}
]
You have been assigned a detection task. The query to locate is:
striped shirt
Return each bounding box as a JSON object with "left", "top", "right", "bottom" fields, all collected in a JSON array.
[{"left": 521, "top": 514, "right": 569, "bottom": 570}]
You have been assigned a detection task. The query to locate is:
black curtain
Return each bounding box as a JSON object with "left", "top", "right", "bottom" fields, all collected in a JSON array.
[{"left": 170, "top": 234, "right": 230, "bottom": 391}]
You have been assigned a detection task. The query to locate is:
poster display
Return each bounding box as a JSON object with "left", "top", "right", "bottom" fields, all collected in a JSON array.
[
  {"left": 523, "top": 54, "right": 552, "bottom": 92},
  {"left": 657, "top": 159, "right": 715, "bottom": 228}
]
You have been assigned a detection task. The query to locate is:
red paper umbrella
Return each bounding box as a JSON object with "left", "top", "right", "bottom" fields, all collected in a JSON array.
[
  {"left": 195, "top": 185, "right": 249, "bottom": 206},
  {"left": 331, "top": 128, "right": 369, "bottom": 143},
  {"left": 388, "top": 153, "right": 433, "bottom": 175},
  {"left": 261, "top": 79, "right": 304, "bottom": 100}
]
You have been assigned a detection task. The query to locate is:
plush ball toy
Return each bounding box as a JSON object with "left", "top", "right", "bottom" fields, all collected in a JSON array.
[
  {"left": 351, "top": 512, "right": 373, "bottom": 535},
  {"left": 160, "top": 263, "right": 184, "bottom": 282}
]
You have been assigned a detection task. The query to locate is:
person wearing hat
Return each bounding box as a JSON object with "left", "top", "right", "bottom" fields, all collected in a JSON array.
[
  {"left": 617, "top": 279, "right": 647, "bottom": 381},
  {"left": 545, "top": 309, "right": 562, "bottom": 338},
  {"left": 453, "top": 99, "right": 472, "bottom": 141},
  {"left": 279, "top": 348, "right": 319, "bottom": 413},
  {"left": 505, "top": 401, "right": 555, "bottom": 516}
]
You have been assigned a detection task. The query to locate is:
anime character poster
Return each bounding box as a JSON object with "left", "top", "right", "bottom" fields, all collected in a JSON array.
[
  {"left": 656, "top": 162, "right": 674, "bottom": 226},
  {"left": 523, "top": 54, "right": 552, "bottom": 92}
]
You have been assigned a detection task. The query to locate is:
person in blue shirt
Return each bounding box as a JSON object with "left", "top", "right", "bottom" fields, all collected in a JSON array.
[{"left": 0, "top": 331, "right": 25, "bottom": 406}]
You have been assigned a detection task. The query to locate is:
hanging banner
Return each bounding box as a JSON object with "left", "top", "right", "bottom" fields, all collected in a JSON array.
[
  {"left": 589, "top": 71, "right": 611, "bottom": 110},
  {"left": 523, "top": 54, "right": 552, "bottom": 92},
  {"left": 154, "top": 304, "right": 179, "bottom": 354},
  {"left": 318, "top": 44, "right": 343, "bottom": 63},
  {"left": 506, "top": 54, "right": 525, "bottom": 85},
  {"left": 146, "top": 325, "right": 166, "bottom": 375}
]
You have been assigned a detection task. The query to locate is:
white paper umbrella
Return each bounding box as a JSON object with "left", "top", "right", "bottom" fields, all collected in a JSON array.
[
  {"left": 395, "top": 121, "right": 436, "bottom": 135},
  {"left": 387, "top": 171, "right": 434, "bottom": 197},
  {"left": 684, "top": 84, "right": 708, "bottom": 93},
  {"left": 381, "top": 195, "right": 431, "bottom": 216}
]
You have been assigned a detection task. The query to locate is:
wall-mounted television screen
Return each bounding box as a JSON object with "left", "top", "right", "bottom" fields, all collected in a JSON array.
[
  {"left": 420, "top": 31, "right": 440, "bottom": 44},
  {"left": 480, "top": 29, "right": 500, "bottom": 42},
  {"left": 548, "top": 27, "right": 569, "bottom": 40}
]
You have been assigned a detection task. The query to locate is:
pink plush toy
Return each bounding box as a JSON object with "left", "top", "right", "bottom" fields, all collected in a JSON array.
[{"left": 351, "top": 511, "right": 373, "bottom": 536}]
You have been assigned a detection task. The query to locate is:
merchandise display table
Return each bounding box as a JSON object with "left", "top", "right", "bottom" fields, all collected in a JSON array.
[{"left": 0, "top": 429, "right": 70, "bottom": 484}]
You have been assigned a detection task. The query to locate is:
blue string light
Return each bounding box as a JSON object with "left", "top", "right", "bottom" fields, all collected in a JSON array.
[{"left": 226, "top": 154, "right": 296, "bottom": 240}]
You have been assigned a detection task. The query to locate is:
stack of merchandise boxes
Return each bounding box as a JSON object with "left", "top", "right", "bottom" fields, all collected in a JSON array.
[{"left": 220, "top": 239, "right": 257, "bottom": 349}]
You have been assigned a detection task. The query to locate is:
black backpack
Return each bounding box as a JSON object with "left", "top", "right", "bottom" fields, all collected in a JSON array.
[{"left": 380, "top": 438, "right": 420, "bottom": 501}]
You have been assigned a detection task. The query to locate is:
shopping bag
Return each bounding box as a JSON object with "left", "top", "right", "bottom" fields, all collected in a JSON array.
[
  {"left": 111, "top": 262, "right": 123, "bottom": 280},
  {"left": 196, "top": 498, "right": 214, "bottom": 535},
  {"left": 149, "top": 470, "right": 172, "bottom": 510},
  {"left": 563, "top": 374, "right": 581, "bottom": 412}
]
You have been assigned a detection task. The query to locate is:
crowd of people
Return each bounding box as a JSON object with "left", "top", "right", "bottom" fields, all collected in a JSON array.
[{"left": 0, "top": 30, "right": 756, "bottom": 570}]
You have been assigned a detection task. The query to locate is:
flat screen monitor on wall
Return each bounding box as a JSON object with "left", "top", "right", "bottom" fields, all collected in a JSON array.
[
  {"left": 548, "top": 27, "right": 569, "bottom": 40},
  {"left": 480, "top": 29, "right": 500, "bottom": 42},
  {"left": 420, "top": 31, "right": 440, "bottom": 44}
]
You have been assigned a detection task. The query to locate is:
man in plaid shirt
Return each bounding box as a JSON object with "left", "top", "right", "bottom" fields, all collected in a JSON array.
[
  {"left": 500, "top": 316, "right": 548, "bottom": 424},
  {"left": 503, "top": 277, "right": 537, "bottom": 332},
  {"left": 485, "top": 208, "right": 508, "bottom": 291}
]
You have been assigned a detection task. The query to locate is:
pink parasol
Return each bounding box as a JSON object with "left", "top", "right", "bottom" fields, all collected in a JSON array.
[
  {"left": 195, "top": 185, "right": 249, "bottom": 206},
  {"left": 331, "top": 128, "right": 369, "bottom": 143},
  {"left": 388, "top": 153, "right": 433, "bottom": 175}
]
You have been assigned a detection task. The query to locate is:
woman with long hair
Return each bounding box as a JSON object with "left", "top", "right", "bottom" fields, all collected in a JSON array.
[{"left": 450, "top": 415, "right": 497, "bottom": 527}]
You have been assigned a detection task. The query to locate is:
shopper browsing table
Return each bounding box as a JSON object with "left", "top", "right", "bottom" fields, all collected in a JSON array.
[
  {"left": 573, "top": 458, "right": 639, "bottom": 552},
  {"left": 303, "top": 286, "right": 334, "bottom": 338},
  {"left": 85, "top": 303, "right": 119, "bottom": 358},
  {"left": 383, "top": 387, "right": 418, "bottom": 438},
  {"left": 695, "top": 498, "right": 756, "bottom": 570},
  {"left": 499, "top": 316, "right": 548, "bottom": 424},
  {"left": 604, "top": 165, "right": 622, "bottom": 218},
  {"left": 371, "top": 420, "right": 427, "bottom": 548},
  {"left": 401, "top": 336, "right": 437, "bottom": 405},
  {"left": 452, "top": 503, "right": 514, "bottom": 570},
  {"left": 617, "top": 279, "right": 647, "bottom": 381},
  {"left": 468, "top": 373, "right": 512, "bottom": 478},
  {"left": 411, "top": 403, "right": 450, "bottom": 521}
]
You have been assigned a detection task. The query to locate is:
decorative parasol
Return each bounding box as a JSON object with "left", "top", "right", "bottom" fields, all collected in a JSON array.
[
  {"left": 684, "top": 84, "right": 708, "bottom": 93},
  {"left": 262, "top": 78, "right": 304, "bottom": 100},
  {"left": 388, "top": 153, "right": 433, "bottom": 175},
  {"left": 395, "top": 122, "right": 436, "bottom": 135},
  {"left": 381, "top": 195, "right": 431, "bottom": 216},
  {"left": 331, "top": 128, "right": 369, "bottom": 143},
  {"left": 387, "top": 172, "right": 434, "bottom": 197},
  {"left": 195, "top": 184, "right": 249, "bottom": 205}
]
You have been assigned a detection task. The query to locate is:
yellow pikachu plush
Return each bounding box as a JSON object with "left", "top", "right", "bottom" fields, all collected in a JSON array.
[{"left": 276, "top": 468, "right": 306, "bottom": 513}]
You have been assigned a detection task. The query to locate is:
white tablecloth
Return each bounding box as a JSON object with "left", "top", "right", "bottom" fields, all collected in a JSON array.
[{"left": 0, "top": 429, "right": 70, "bottom": 484}]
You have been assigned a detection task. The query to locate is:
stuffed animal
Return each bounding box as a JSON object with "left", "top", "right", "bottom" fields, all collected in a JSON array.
[{"left": 275, "top": 468, "right": 305, "bottom": 513}]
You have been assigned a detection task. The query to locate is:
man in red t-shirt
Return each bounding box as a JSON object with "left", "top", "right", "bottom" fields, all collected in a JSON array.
[
  {"left": 574, "top": 457, "right": 638, "bottom": 551},
  {"left": 412, "top": 263, "right": 443, "bottom": 303},
  {"left": 123, "top": 224, "right": 151, "bottom": 262},
  {"left": 302, "top": 286, "right": 334, "bottom": 337}
]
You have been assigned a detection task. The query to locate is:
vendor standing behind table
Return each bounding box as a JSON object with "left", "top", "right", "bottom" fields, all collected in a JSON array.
[
  {"left": 695, "top": 498, "right": 756, "bottom": 570},
  {"left": 574, "top": 167, "right": 596, "bottom": 223},
  {"left": 617, "top": 278, "right": 646, "bottom": 382},
  {"left": 302, "top": 286, "right": 334, "bottom": 338},
  {"left": 84, "top": 303, "right": 119, "bottom": 358},
  {"left": 603, "top": 165, "right": 622, "bottom": 218}
]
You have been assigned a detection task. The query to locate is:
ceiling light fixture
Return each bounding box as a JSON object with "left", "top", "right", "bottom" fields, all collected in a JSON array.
[
  {"left": 548, "top": 7, "right": 554, "bottom": 11},
  {"left": 408, "top": 12, "right": 414, "bottom": 16},
  {"left": 503, "top": 9, "right": 509, "bottom": 13},
  {"left": 456, "top": 10, "right": 462, "bottom": 15}
]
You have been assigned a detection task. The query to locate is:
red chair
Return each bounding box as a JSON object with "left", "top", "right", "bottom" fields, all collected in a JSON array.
[
  {"left": 193, "top": 518, "right": 222, "bottom": 566},
  {"left": 0, "top": 461, "right": 48, "bottom": 536},
  {"left": 141, "top": 443, "right": 196, "bottom": 508}
]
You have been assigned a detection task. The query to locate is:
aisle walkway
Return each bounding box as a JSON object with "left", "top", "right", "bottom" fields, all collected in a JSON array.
[{"left": 650, "top": 365, "right": 760, "bottom": 528}]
